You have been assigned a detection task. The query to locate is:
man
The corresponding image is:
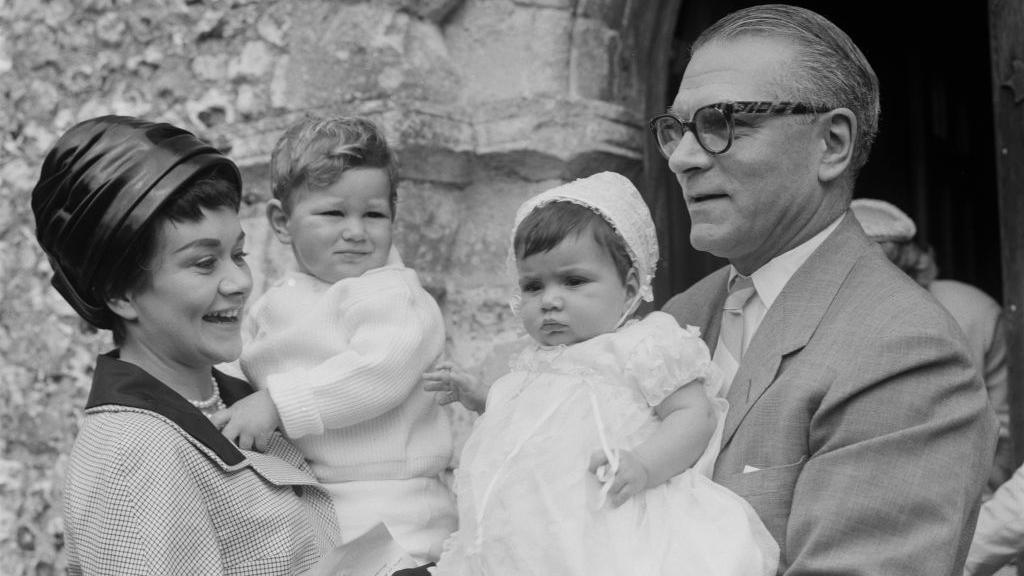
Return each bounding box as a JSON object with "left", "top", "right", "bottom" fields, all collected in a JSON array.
[{"left": 655, "top": 5, "right": 997, "bottom": 574}]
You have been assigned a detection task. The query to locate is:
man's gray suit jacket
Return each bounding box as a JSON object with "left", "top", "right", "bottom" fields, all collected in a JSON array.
[{"left": 663, "top": 214, "right": 998, "bottom": 575}]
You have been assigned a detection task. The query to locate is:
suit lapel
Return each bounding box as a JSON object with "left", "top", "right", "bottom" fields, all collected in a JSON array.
[{"left": 721, "top": 214, "right": 870, "bottom": 448}]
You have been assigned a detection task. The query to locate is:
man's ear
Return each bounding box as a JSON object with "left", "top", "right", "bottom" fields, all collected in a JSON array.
[
  {"left": 818, "top": 108, "right": 856, "bottom": 184},
  {"left": 266, "top": 199, "right": 292, "bottom": 244},
  {"left": 106, "top": 294, "right": 139, "bottom": 321}
]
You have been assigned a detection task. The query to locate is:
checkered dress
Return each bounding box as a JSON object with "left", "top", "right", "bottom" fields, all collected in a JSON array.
[{"left": 63, "top": 354, "right": 340, "bottom": 575}]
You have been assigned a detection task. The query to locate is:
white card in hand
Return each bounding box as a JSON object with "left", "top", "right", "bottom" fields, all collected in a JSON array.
[{"left": 308, "top": 522, "right": 419, "bottom": 576}]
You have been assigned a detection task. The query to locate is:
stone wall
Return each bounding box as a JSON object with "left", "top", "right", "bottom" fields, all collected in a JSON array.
[{"left": 0, "top": 0, "right": 651, "bottom": 572}]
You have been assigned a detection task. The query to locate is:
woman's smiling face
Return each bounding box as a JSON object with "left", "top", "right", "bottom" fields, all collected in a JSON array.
[{"left": 118, "top": 206, "right": 252, "bottom": 368}]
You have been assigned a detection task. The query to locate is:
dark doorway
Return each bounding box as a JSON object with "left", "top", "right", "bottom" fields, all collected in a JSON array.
[{"left": 648, "top": 1, "right": 1001, "bottom": 306}]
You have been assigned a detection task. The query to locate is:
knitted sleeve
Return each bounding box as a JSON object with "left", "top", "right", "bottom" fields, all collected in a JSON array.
[{"left": 265, "top": 277, "right": 445, "bottom": 439}]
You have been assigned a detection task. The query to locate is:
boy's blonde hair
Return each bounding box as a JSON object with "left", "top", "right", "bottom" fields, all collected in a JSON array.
[{"left": 270, "top": 116, "right": 398, "bottom": 215}]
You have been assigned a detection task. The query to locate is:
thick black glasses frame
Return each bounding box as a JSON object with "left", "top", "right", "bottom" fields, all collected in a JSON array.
[{"left": 649, "top": 101, "right": 834, "bottom": 157}]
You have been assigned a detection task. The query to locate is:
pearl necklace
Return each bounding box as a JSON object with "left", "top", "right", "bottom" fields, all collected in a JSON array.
[{"left": 191, "top": 377, "right": 227, "bottom": 416}]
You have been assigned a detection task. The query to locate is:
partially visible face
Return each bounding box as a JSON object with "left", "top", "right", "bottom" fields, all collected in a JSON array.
[
  {"left": 668, "top": 35, "right": 828, "bottom": 273},
  {"left": 281, "top": 167, "right": 393, "bottom": 284},
  {"left": 517, "top": 230, "right": 634, "bottom": 347},
  {"left": 123, "top": 207, "right": 252, "bottom": 367}
]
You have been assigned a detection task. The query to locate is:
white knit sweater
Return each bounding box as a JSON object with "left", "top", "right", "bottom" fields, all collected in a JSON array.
[{"left": 238, "top": 264, "right": 451, "bottom": 483}]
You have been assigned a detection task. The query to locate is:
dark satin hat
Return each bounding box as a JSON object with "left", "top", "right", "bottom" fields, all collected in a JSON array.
[{"left": 31, "top": 115, "right": 241, "bottom": 329}]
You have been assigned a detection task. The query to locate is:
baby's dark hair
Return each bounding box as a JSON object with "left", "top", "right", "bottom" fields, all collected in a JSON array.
[
  {"left": 104, "top": 167, "right": 240, "bottom": 345},
  {"left": 513, "top": 201, "right": 632, "bottom": 282},
  {"left": 270, "top": 115, "right": 398, "bottom": 216}
]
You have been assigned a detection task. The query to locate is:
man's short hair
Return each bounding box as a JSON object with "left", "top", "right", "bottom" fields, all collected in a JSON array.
[{"left": 693, "top": 4, "right": 880, "bottom": 175}]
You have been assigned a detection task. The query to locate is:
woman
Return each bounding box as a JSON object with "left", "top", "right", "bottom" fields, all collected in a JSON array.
[{"left": 32, "top": 116, "right": 340, "bottom": 575}]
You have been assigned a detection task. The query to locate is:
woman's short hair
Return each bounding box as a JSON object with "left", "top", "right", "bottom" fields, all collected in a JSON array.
[
  {"left": 693, "top": 4, "right": 880, "bottom": 175},
  {"left": 513, "top": 201, "right": 632, "bottom": 283},
  {"left": 270, "top": 116, "right": 398, "bottom": 216}
]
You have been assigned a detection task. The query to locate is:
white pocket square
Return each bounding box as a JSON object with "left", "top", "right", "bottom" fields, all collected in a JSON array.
[{"left": 742, "top": 465, "right": 762, "bottom": 474}]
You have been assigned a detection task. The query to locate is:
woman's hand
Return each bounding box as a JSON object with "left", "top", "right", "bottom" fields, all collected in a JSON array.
[
  {"left": 422, "top": 360, "right": 488, "bottom": 414},
  {"left": 210, "top": 389, "right": 282, "bottom": 452},
  {"left": 589, "top": 449, "right": 650, "bottom": 508}
]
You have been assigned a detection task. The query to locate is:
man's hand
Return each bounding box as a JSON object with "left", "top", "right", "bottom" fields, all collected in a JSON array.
[{"left": 210, "top": 389, "right": 282, "bottom": 452}]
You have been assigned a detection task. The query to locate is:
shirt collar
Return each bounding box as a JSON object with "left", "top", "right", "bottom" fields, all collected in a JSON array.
[
  {"left": 86, "top": 351, "right": 253, "bottom": 465},
  {"left": 730, "top": 213, "right": 845, "bottom": 309}
]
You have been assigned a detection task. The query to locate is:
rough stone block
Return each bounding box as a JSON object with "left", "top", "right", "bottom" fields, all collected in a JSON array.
[
  {"left": 570, "top": 18, "right": 617, "bottom": 101},
  {"left": 446, "top": 0, "right": 573, "bottom": 102},
  {"left": 270, "top": 3, "right": 460, "bottom": 110},
  {"left": 397, "top": 145, "right": 473, "bottom": 187},
  {"left": 512, "top": 0, "right": 574, "bottom": 7},
  {"left": 257, "top": 11, "right": 289, "bottom": 46},
  {"left": 393, "top": 181, "right": 463, "bottom": 296},
  {"left": 229, "top": 40, "right": 274, "bottom": 79},
  {"left": 446, "top": 175, "right": 560, "bottom": 287},
  {"left": 472, "top": 97, "right": 644, "bottom": 167},
  {"left": 0, "top": 31, "right": 12, "bottom": 74},
  {"left": 576, "top": 0, "right": 627, "bottom": 29},
  {"left": 191, "top": 53, "right": 229, "bottom": 80},
  {"left": 398, "top": 0, "right": 467, "bottom": 22}
]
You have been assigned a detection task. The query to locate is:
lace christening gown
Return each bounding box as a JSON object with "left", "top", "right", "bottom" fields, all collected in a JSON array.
[{"left": 432, "top": 311, "right": 778, "bottom": 576}]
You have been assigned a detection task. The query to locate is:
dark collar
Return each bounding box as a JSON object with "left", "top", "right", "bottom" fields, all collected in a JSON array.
[{"left": 86, "top": 351, "right": 253, "bottom": 465}]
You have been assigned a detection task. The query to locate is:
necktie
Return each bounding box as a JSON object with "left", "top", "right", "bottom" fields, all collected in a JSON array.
[{"left": 721, "top": 275, "right": 756, "bottom": 362}]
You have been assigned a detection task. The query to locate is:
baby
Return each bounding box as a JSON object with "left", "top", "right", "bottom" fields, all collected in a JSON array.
[
  {"left": 214, "top": 116, "right": 456, "bottom": 564},
  {"left": 427, "top": 172, "right": 778, "bottom": 575}
]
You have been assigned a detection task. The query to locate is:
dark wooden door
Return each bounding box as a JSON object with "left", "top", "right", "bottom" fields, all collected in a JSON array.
[{"left": 988, "top": 8, "right": 1024, "bottom": 574}]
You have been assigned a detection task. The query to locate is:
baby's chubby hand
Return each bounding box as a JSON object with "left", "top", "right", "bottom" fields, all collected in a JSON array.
[
  {"left": 422, "top": 360, "right": 487, "bottom": 414},
  {"left": 210, "top": 389, "right": 282, "bottom": 452},
  {"left": 589, "top": 449, "right": 650, "bottom": 508}
]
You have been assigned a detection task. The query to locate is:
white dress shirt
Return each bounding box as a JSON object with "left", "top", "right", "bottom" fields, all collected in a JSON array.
[{"left": 714, "top": 214, "right": 845, "bottom": 395}]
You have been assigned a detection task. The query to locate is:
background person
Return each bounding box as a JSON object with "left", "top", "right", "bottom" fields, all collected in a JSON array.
[
  {"left": 31, "top": 115, "right": 340, "bottom": 575},
  {"left": 851, "top": 197, "right": 1012, "bottom": 493},
  {"left": 965, "top": 464, "right": 1024, "bottom": 576},
  {"left": 655, "top": 5, "right": 996, "bottom": 574}
]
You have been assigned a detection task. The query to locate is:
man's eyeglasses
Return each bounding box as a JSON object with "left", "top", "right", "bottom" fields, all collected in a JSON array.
[{"left": 649, "top": 101, "right": 833, "bottom": 157}]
